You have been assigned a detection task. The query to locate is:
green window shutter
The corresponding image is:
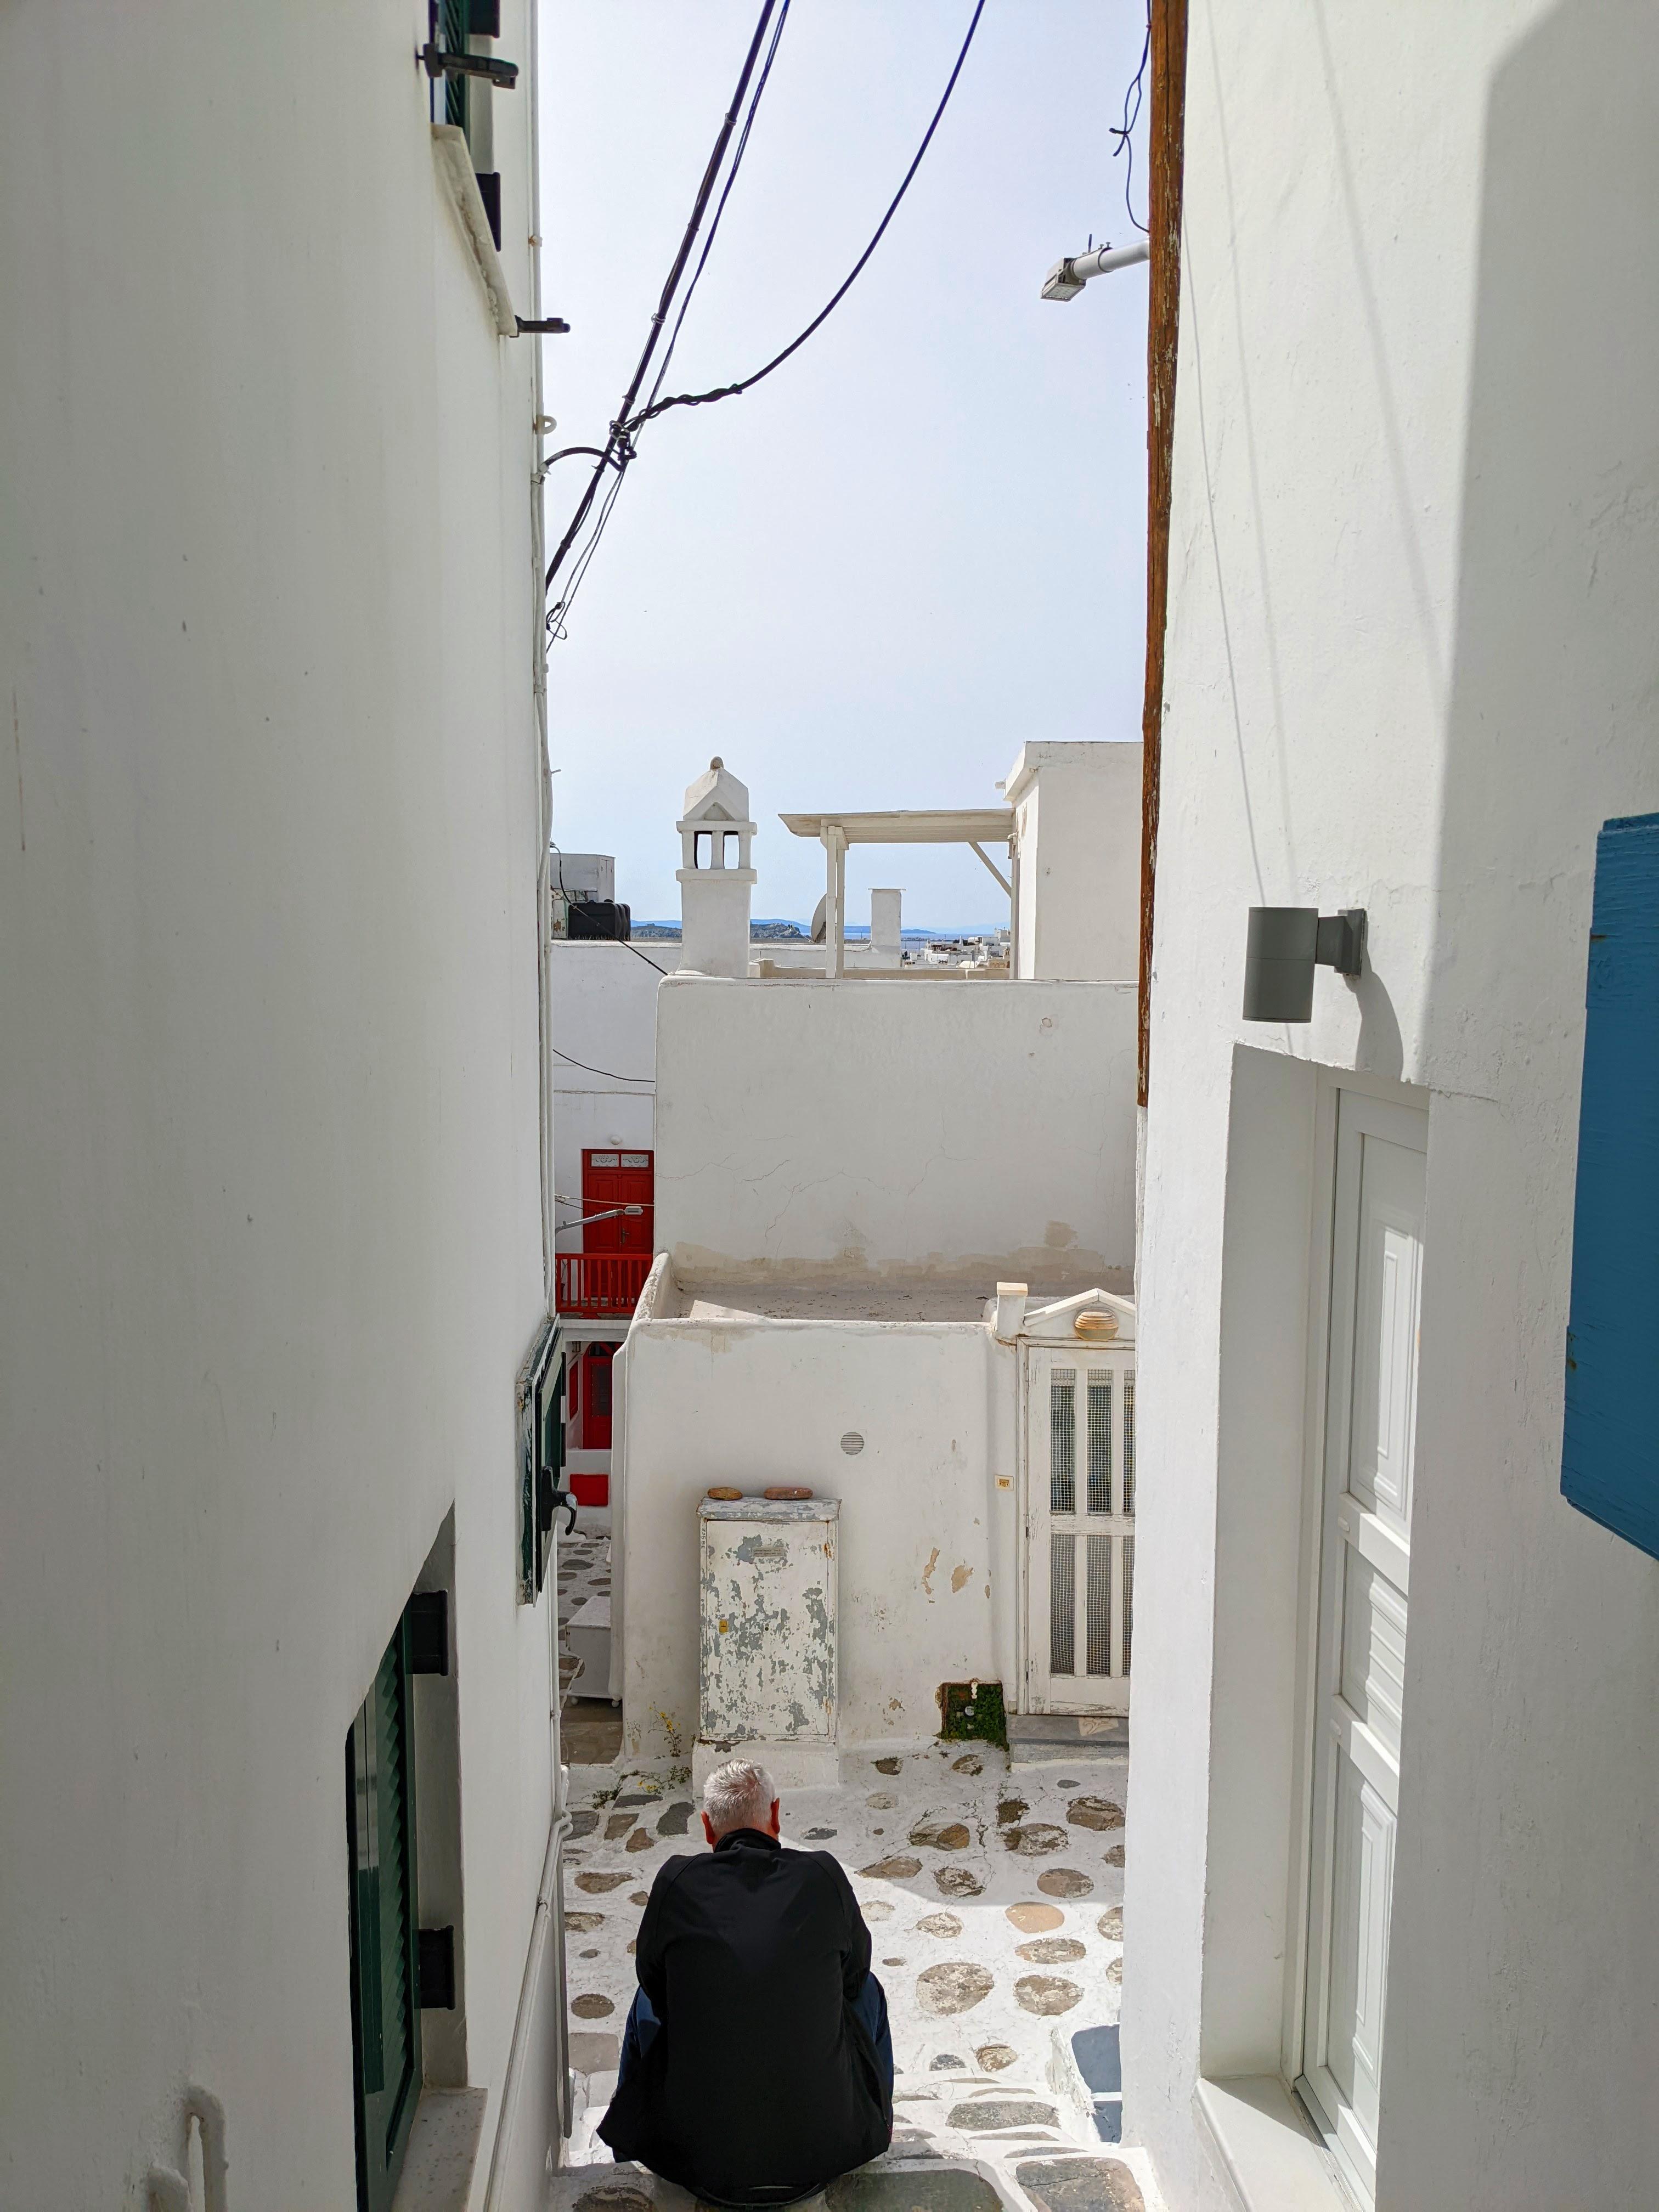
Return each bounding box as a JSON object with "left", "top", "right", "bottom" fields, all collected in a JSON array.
[
  {"left": 441, "top": 0, "right": 469, "bottom": 131},
  {"left": 517, "top": 1317, "right": 561, "bottom": 1601},
  {"left": 347, "top": 1616, "right": 422, "bottom": 2212}
]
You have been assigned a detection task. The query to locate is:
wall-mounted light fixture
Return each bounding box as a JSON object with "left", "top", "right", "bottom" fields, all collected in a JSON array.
[{"left": 1243, "top": 907, "right": 1367, "bottom": 1022}]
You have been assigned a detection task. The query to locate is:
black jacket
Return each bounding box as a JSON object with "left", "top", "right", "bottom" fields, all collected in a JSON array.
[{"left": 597, "top": 1828, "right": 892, "bottom": 2207}]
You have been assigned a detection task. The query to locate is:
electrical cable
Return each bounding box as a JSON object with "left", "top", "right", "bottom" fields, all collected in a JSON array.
[
  {"left": 1110, "top": 4, "right": 1150, "bottom": 235},
  {"left": 644, "top": 0, "right": 792, "bottom": 417},
  {"left": 543, "top": 0, "right": 984, "bottom": 636},
  {"left": 546, "top": 0, "right": 791, "bottom": 639},
  {"left": 547, "top": 840, "right": 672, "bottom": 977},
  {"left": 623, "top": 0, "right": 986, "bottom": 436},
  {"left": 552, "top": 1046, "right": 655, "bottom": 1085},
  {"left": 545, "top": 0, "right": 784, "bottom": 606}
]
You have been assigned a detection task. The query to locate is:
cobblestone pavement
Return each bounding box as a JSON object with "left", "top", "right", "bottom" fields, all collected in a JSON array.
[
  {"left": 556, "top": 1738, "right": 1160, "bottom": 2209},
  {"left": 556, "top": 1532, "right": 611, "bottom": 1707}
]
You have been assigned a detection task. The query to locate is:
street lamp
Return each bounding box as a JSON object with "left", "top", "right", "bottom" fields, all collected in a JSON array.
[
  {"left": 554, "top": 1204, "right": 644, "bottom": 1238},
  {"left": 1040, "top": 239, "right": 1149, "bottom": 302}
]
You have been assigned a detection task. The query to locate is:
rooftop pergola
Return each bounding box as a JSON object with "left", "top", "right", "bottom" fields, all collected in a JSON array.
[{"left": 780, "top": 809, "right": 1017, "bottom": 978}]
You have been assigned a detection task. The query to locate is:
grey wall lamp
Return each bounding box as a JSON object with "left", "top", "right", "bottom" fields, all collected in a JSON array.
[{"left": 1243, "top": 907, "right": 1367, "bottom": 1022}]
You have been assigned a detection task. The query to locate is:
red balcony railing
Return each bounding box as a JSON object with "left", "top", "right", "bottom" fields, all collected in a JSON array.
[{"left": 556, "top": 1251, "right": 652, "bottom": 1316}]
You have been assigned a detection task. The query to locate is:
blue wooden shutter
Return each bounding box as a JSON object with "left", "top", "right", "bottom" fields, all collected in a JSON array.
[
  {"left": 1561, "top": 811, "right": 1659, "bottom": 1559},
  {"left": 347, "top": 1617, "right": 422, "bottom": 2212}
]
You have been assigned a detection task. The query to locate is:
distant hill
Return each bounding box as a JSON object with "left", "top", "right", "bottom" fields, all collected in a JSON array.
[{"left": 632, "top": 920, "right": 1001, "bottom": 943}]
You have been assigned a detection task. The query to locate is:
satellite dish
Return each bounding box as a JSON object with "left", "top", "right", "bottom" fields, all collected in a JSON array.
[{"left": 810, "top": 895, "right": 828, "bottom": 944}]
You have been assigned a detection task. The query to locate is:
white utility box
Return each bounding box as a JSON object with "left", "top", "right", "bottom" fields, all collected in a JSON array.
[{"left": 695, "top": 1496, "right": 839, "bottom": 1790}]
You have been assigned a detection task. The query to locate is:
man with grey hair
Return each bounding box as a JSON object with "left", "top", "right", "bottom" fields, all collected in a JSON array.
[{"left": 599, "top": 1758, "right": 892, "bottom": 2205}]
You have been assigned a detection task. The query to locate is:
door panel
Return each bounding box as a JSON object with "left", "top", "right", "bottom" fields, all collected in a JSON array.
[
  {"left": 1025, "top": 1346, "right": 1135, "bottom": 1713},
  {"left": 1299, "top": 1093, "right": 1425, "bottom": 2208},
  {"left": 582, "top": 1148, "right": 654, "bottom": 1255}
]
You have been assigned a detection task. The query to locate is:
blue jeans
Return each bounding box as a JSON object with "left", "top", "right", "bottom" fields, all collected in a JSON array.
[{"left": 617, "top": 1973, "right": 893, "bottom": 2102}]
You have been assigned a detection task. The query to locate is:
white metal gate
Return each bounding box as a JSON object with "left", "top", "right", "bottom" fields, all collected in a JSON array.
[{"left": 1024, "top": 1342, "right": 1136, "bottom": 1713}]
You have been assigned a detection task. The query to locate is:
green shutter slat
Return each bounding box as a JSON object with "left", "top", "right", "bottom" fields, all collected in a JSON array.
[
  {"left": 348, "top": 1617, "right": 423, "bottom": 2212},
  {"left": 442, "top": 0, "right": 469, "bottom": 131}
]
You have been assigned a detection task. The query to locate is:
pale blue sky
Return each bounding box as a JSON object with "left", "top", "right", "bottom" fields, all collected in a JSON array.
[{"left": 538, "top": 0, "right": 1148, "bottom": 928}]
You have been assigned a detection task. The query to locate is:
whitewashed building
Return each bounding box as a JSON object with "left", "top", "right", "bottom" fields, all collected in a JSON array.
[
  {"left": 1, "top": 6, "right": 571, "bottom": 2207},
  {"left": 611, "top": 745, "right": 1145, "bottom": 1769},
  {"left": 1124, "top": 9, "right": 1659, "bottom": 2211}
]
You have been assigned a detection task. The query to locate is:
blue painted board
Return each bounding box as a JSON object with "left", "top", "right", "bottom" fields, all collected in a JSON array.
[
  {"left": 1071, "top": 2023, "right": 1121, "bottom": 2093},
  {"left": 1561, "top": 811, "right": 1659, "bottom": 1560}
]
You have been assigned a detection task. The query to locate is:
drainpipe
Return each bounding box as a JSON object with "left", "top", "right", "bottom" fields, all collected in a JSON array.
[
  {"left": 483, "top": 1803, "right": 576, "bottom": 2207},
  {"left": 1138, "top": 0, "right": 1191, "bottom": 1119},
  {"left": 146, "top": 2088, "right": 229, "bottom": 2212},
  {"left": 528, "top": 0, "right": 556, "bottom": 1310}
]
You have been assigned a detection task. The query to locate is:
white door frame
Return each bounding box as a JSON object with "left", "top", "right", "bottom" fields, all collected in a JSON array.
[
  {"left": 1019, "top": 1339, "right": 1136, "bottom": 1714},
  {"left": 1289, "top": 1086, "right": 1427, "bottom": 2208}
]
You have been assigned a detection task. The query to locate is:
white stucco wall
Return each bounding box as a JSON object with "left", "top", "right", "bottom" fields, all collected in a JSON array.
[
  {"left": 1007, "top": 740, "right": 1143, "bottom": 981},
  {"left": 0, "top": 5, "right": 558, "bottom": 2204},
  {"left": 551, "top": 939, "right": 661, "bottom": 1235},
  {"left": 615, "top": 1312, "right": 1020, "bottom": 1762},
  {"left": 654, "top": 976, "right": 1138, "bottom": 1288},
  {"left": 1125, "top": 7, "right": 1659, "bottom": 2209}
]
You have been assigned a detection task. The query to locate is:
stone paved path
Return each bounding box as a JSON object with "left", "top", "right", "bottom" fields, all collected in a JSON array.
[
  {"left": 557, "top": 1532, "right": 611, "bottom": 1706},
  {"left": 555, "top": 1739, "right": 1161, "bottom": 2210}
]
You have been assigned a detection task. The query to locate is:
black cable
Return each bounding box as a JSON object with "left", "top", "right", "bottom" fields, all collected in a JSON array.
[
  {"left": 545, "top": 0, "right": 783, "bottom": 601},
  {"left": 546, "top": 2, "right": 791, "bottom": 640},
  {"left": 645, "top": 0, "right": 792, "bottom": 416},
  {"left": 624, "top": 0, "right": 986, "bottom": 437},
  {"left": 620, "top": 939, "right": 670, "bottom": 977},
  {"left": 547, "top": 841, "right": 672, "bottom": 978},
  {"left": 1110, "top": 4, "right": 1150, "bottom": 236},
  {"left": 552, "top": 1045, "right": 654, "bottom": 1085}
]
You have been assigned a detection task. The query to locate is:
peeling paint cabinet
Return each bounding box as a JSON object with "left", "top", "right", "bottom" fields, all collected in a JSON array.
[{"left": 697, "top": 1497, "right": 839, "bottom": 1787}]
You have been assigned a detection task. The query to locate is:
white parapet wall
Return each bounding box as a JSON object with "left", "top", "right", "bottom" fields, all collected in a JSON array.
[
  {"left": 615, "top": 1294, "right": 1022, "bottom": 1763},
  {"left": 654, "top": 975, "right": 1138, "bottom": 1287}
]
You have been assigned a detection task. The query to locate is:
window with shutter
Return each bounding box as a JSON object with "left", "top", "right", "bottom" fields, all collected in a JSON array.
[
  {"left": 1562, "top": 811, "right": 1659, "bottom": 1559},
  {"left": 517, "top": 1314, "right": 563, "bottom": 1601},
  {"left": 347, "top": 1616, "right": 422, "bottom": 2212}
]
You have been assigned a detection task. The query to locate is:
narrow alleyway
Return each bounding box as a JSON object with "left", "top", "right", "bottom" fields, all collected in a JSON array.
[
  {"left": 551, "top": 1707, "right": 1160, "bottom": 2211},
  {"left": 559, "top": 1532, "right": 623, "bottom": 1765}
]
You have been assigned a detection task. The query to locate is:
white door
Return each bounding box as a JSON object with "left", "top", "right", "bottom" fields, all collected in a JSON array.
[
  {"left": 1024, "top": 1344, "right": 1136, "bottom": 1714},
  {"left": 1297, "top": 1092, "right": 1426, "bottom": 2204}
]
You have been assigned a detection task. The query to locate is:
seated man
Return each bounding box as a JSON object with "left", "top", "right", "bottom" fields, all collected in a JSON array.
[{"left": 597, "top": 1759, "right": 893, "bottom": 2207}]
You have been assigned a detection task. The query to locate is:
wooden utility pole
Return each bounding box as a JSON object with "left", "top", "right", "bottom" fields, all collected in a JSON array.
[{"left": 1138, "top": 0, "right": 1190, "bottom": 1107}]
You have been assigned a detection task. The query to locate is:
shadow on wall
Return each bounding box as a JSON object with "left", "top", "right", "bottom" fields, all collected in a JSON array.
[{"left": 1389, "top": 4, "right": 1659, "bottom": 2205}]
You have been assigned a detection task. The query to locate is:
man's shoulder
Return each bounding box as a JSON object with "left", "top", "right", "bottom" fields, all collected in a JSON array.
[
  {"left": 782, "top": 1846, "right": 857, "bottom": 1901},
  {"left": 650, "top": 1848, "right": 705, "bottom": 1887},
  {"left": 642, "top": 1850, "right": 707, "bottom": 1907}
]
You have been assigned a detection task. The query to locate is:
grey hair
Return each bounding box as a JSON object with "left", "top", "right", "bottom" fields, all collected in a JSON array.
[{"left": 702, "top": 1758, "right": 777, "bottom": 1837}]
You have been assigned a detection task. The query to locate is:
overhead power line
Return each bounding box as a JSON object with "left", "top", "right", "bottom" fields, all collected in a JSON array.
[
  {"left": 624, "top": 0, "right": 987, "bottom": 437},
  {"left": 545, "top": 0, "right": 786, "bottom": 619},
  {"left": 545, "top": 0, "right": 790, "bottom": 640},
  {"left": 543, "top": 0, "right": 987, "bottom": 637},
  {"left": 552, "top": 1045, "right": 655, "bottom": 1085}
]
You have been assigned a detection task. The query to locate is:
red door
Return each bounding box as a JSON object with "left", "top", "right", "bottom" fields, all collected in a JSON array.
[
  {"left": 582, "top": 1344, "right": 613, "bottom": 1451},
  {"left": 582, "top": 1149, "right": 654, "bottom": 1253}
]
